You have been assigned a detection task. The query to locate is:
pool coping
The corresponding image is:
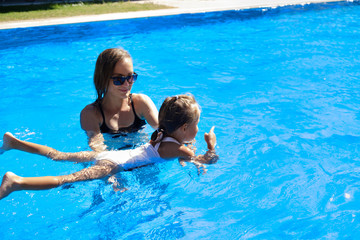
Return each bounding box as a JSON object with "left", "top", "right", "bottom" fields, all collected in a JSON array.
[{"left": 0, "top": 0, "right": 344, "bottom": 29}]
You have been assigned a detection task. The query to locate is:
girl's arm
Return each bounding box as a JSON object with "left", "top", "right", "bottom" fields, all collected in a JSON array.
[
  {"left": 194, "top": 126, "right": 219, "bottom": 164},
  {"left": 179, "top": 127, "right": 219, "bottom": 174}
]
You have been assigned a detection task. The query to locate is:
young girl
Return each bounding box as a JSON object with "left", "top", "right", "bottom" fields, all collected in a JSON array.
[{"left": 0, "top": 94, "right": 218, "bottom": 200}]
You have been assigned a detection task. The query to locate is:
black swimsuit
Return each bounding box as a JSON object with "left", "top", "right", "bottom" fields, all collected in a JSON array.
[{"left": 97, "top": 94, "right": 146, "bottom": 134}]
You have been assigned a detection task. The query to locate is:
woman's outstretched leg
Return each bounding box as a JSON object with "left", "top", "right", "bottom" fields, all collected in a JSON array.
[
  {"left": 0, "top": 132, "right": 96, "bottom": 162},
  {"left": 0, "top": 160, "right": 118, "bottom": 200}
]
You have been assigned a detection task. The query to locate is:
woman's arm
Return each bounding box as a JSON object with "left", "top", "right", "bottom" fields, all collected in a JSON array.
[
  {"left": 132, "top": 94, "right": 159, "bottom": 129},
  {"left": 80, "top": 104, "right": 107, "bottom": 152}
]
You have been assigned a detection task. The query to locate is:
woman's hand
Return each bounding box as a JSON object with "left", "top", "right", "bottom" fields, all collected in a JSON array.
[{"left": 204, "top": 126, "right": 216, "bottom": 150}]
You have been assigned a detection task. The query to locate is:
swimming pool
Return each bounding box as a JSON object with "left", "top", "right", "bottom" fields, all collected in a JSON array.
[{"left": 1, "top": 1, "right": 360, "bottom": 238}]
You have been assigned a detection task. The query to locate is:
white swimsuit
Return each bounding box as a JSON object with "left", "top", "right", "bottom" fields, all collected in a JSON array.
[{"left": 95, "top": 137, "right": 181, "bottom": 170}]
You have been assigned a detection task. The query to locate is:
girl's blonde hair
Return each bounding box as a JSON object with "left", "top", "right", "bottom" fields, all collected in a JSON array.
[
  {"left": 151, "top": 94, "right": 200, "bottom": 141},
  {"left": 94, "top": 48, "right": 131, "bottom": 101}
]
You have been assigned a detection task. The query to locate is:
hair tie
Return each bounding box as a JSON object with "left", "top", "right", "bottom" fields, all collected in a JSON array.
[
  {"left": 175, "top": 95, "right": 178, "bottom": 100},
  {"left": 154, "top": 131, "right": 164, "bottom": 142},
  {"left": 157, "top": 128, "right": 165, "bottom": 133}
]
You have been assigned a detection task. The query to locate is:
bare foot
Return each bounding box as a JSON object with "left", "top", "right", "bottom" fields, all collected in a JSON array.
[
  {"left": 0, "top": 132, "right": 16, "bottom": 154},
  {"left": 0, "top": 172, "right": 20, "bottom": 200}
]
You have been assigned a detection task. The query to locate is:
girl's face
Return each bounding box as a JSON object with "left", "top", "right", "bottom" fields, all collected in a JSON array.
[
  {"left": 183, "top": 106, "right": 200, "bottom": 142},
  {"left": 107, "top": 58, "right": 134, "bottom": 98}
]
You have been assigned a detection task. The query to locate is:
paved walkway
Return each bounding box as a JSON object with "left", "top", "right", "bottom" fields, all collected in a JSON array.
[{"left": 0, "top": 0, "right": 340, "bottom": 29}]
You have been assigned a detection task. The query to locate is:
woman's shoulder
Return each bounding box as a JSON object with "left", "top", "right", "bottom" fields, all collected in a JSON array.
[
  {"left": 80, "top": 102, "right": 103, "bottom": 132},
  {"left": 80, "top": 102, "right": 101, "bottom": 119},
  {"left": 131, "top": 93, "right": 153, "bottom": 104},
  {"left": 131, "top": 93, "right": 157, "bottom": 113}
]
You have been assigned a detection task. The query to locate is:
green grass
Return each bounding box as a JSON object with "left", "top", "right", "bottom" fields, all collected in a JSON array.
[{"left": 0, "top": 1, "right": 172, "bottom": 22}]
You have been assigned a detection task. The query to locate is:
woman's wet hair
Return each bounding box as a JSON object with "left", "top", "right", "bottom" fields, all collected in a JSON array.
[
  {"left": 94, "top": 48, "right": 132, "bottom": 101},
  {"left": 151, "top": 94, "right": 200, "bottom": 142}
]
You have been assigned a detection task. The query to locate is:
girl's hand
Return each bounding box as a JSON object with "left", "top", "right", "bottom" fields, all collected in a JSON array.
[{"left": 204, "top": 126, "right": 216, "bottom": 150}]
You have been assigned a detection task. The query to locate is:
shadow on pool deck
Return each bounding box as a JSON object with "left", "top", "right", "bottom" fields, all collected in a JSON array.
[{"left": 0, "top": 0, "right": 143, "bottom": 7}]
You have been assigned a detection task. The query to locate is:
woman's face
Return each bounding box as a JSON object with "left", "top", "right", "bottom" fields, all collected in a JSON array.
[{"left": 107, "top": 58, "right": 134, "bottom": 98}]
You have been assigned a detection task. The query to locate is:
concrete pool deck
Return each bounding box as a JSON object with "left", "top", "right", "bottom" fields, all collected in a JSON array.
[{"left": 0, "top": 0, "right": 342, "bottom": 29}]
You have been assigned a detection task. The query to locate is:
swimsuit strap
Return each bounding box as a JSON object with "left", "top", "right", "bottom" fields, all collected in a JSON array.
[
  {"left": 129, "top": 93, "right": 137, "bottom": 116},
  {"left": 154, "top": 136, "right": 181, "bottom": 151},
  {"left": 97, "top": 100, "right": 112, "bottom": 133},
  {"left": 127, "top": 93, "right": 147, "bottom": 130},
  {"left": 98, "top": 101, "right": 106, "bottom": 123}
]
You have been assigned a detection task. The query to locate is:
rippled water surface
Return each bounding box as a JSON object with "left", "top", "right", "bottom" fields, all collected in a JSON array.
[{"left": 1, "top": 1, "right": 360, "bottom": 239}]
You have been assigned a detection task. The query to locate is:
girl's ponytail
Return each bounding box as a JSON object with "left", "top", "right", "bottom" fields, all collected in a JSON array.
[{"left": 150, "top": 128, "right": 165, "bottom": 144}]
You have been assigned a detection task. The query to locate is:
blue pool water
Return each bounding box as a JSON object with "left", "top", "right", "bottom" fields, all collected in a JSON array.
[{"left": 1, "top": 1, "right": 360, "bottom": 239}]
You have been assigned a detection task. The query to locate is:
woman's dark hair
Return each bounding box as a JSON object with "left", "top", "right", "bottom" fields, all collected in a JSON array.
[
  {"left": 94, "top": 48, "right": 131, "bottom": 101},
  {"left": 151, "top": 94, "right": 200, "bottom": 142}
]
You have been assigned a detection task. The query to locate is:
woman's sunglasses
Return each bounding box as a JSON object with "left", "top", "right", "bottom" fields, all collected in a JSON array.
[{"left": 111, "top": 72, "right": 138, "bottom": 86}]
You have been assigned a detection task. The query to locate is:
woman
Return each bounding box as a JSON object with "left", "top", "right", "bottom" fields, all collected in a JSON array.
[{"left": 80, "top": 48, "right": 158, "bottom": 151}]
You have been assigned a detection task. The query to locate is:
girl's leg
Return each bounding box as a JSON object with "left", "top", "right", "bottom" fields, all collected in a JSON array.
[
  {"left": 1, "top": 132, "right": 51, "bottom": 155},
  {"left": 0, "top": 160, "right": 118, "bottom": 200},
  {"left": 1, "top": 132, "right": 96, "bottom": 162},
  {"left": 0, "top": 172, "right": 60, "bottom": 200}
]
